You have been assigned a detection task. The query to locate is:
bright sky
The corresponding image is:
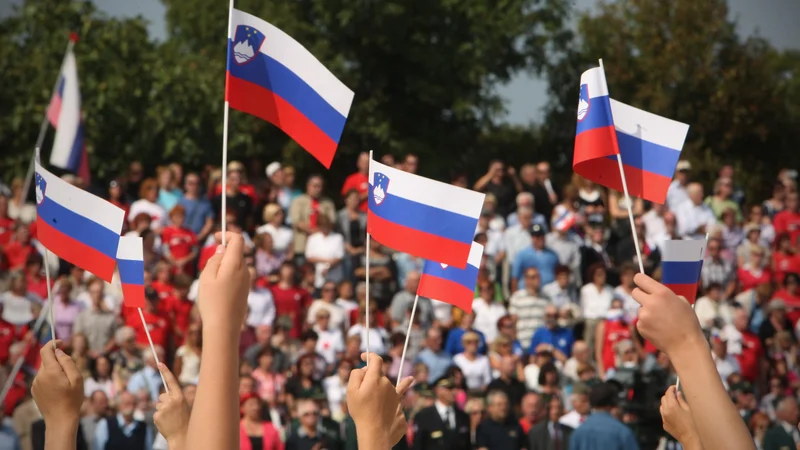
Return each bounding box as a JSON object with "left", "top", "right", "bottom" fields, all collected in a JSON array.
[{"left": 3, "top": 0, "right": 798, "bottom": 124}]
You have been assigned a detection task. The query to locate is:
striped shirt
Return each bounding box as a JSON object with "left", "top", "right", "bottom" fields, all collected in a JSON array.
[{"left": 508, "top": 289, "right": 549, "bottom": 349}]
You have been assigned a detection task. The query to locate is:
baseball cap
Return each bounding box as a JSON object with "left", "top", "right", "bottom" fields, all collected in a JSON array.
[
  {"left": 265, "top": 162, "right": 282, "bottom": 178},
  {"left": 530, "top": 223, "right": 545, "bottom": 237},
  {"left": 676, "top": 160, "right": 692, "bottom": 171}
]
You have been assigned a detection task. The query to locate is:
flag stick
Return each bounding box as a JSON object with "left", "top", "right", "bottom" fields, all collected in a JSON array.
[
  {"left": 675, "top": 232, "right": 710, "bottom": 391},
  {"left": 599, "top": 58, "right": 644, "bottom": 274},
  {"left": 364, "top": 150, "right": 373, "bottom": 364},
  {"left": 21, "top": 37, "right": 78, "bottom": 202},
  {"left": 396, "top": 294, "right": 419, "bottom": 382},
  {"left": 220, "top": 0, "right": 235, "bottom": 246},
  {"left": 43, "top": 250, "right": 57, "bottom": 348},
  {"left": 137, "top": 308, "right": 169, "bottom": 393},
  {"left": 0, "top": 304, "right": 50, "bottom": 405}
]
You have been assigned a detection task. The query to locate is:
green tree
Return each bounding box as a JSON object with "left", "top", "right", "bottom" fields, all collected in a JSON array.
[
  {"left": 161, "top": 0, "right": 573, "bottom": 181},
  {"left": 0, "top": 0, "right": 157, "bottom": 181},
  {"left": 542, "top": 0, "right": 800, "bottom": 199}
]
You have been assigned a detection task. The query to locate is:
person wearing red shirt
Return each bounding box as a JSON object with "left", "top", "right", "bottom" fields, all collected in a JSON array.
[
  {"left": 727, "top": 309, "right": 763, "bottom": 383},
  {"left": 3, "top": 223, "right": 36, "bottom": 271},
  {"left": 162, "top": 274, "right": 195, "bottom": 346},
  {"left": 151, "top": 262, "right": 174, "bottom": 301},
  {"left": 24, "top": 253, "right": 50, "bottom": 300},
  {"left": 595, "top": 299, "right": 632, "bottom": 377},
  {"left": 737, "top": 247, "right": 772, "bottom": 292},
  {"left": 269, "top": 261, "right": 310, "bottom": 339},
  {"left": 774, "top": 192, "right": 800, "bottom": 245},
  {"left": 108, "top": 179, "right": 130, "bottom": 224},
  {"left": 162, "top": 205, "right": 199, "bottom": 276},
  {"left": 126, "top": 288, "right": 170, "bottom": 350},
  {"left": 772, "top": 233, "right": 800, "bottom": 285},
  {"left": 213, "top": 161, "right": 258, "bottom": 204},
  {"left": 340, "top": 151, "right": 370, "bottom": 212},
  {"left": 0, "top": 194, "right": 14, "bottom": 246},
  {"left": 774, "top": 273, "right": 800, "bottom": 318}
]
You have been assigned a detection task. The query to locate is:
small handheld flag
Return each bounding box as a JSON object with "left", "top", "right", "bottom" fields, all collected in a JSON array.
[
  {"left": 34, "top": 153, "right": 125, "bottom": 282},
  {"left": 573, "top": 66, "right": 620, "bottom": 183},
  {"left": 418, "top": 242, "right": 484, "bottom": 313},
  {"left": 116, "top": 236, "right": 146, "bottom": 309},
  {"left": 225, "top": 8, "right": 354, "bottom": 168},
  {"left": 661, "top": 239, "right": 706, "bottom": 304},
  {"left": 367, "top": 157, "right": 485, "bottom": 268}
]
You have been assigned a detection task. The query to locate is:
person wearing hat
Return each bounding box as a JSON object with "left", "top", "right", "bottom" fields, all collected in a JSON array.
[
  {"left": 510, "top": 223, "right": 559, "bottom": 291},
  {"left": 666, "top": 159, "right": 692, "bottom": 211},
  {"left": 736, "top": 223, "right": 769, "bottom": 268},
  {"left": 265, "top": 161, "right": 293, "bottom": 212},
  {"left": 411, "top": 376, "right": 470, "bottom": 450},
  {"left": 568, "top": 382, "right": 639, "bottom": 449}
]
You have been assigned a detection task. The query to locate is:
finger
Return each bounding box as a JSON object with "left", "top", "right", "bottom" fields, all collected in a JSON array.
[
  {"left": 219, "top": 233, "right": 244, "bottom": 276},
  {"left": 396, "top": 376, "right": 414, "bottom": 396},
  {"left": 362, "top": 352, "right": 384, "bottom": 383},
  {"left": 633, "top": 273, "right": 663, "bottom": 295},
  {"left": 347, "top": 368, "right": 366, "bottom": 398},
  {"left": 157, "top": 392, "right": 171, "bottom": 405},
  {"left": 54, "top": 347, "right": 82, "bottom": 386},
  {"left": 39, "top": 340, "right": 61, "bottom": 372},
  {"left": 158, "top": 362, "right": 182, "bottom": 397},
  {"left": 201, "top": 244, "right": 226, "bottom": 279}
]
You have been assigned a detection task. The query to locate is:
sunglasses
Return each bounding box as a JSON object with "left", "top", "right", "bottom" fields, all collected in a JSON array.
[{"left": 301, "top": 411, "right": 319, "bottom": 417}]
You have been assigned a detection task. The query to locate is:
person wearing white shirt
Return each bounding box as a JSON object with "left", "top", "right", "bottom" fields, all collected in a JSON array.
[
  {"left": 312, "top": 309, "right": 345, "bottom": 364},
  {"left": 471, "top": 286, "right": 508, "bottom": 344},
  {"left": 613, "top": 264, "right": 640, "bottom": 322},
  {"left": 255, "top": 203, "right": 294, "bottom": 258},
  {"left": 348, "top": 305, "right": 388, "bottom": 354},
  {"left": 504, "top": 206, "right": 537, "bottom": 268},
  {"left": 306, "top": 281, "right": 348, "bottom": 331},
  {"left": 304, "top": 215, "right": 345, "bottom": 288},
  {"left": 579, "top": 264, "right": 614, "bottom": 353},
  {"left": 710, "top": 332, "right": 740, "bottom": 390},
  {"left": 322, "top": 361, "right": 352, "bottom": 421},
  {"left": 453, "top": 332, "right": 492, "bottom": 390},
  {"left": 694, "top": 284, "right": 734, "bottom": 331},
  {"left": 245, "top": 267, "right": 276, "bottom": 328},
  {"left": 641, "top": 203, "right": 668, "bottom": 249},
  {"left": 676, "top": 183, "right": 716, "bottom": 239},
  {"left": 666, "top": 161, "right": 692, "bottom": 211}
]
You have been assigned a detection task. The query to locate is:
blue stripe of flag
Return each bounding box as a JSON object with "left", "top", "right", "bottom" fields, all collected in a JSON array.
[
  {"left": 661, "top": 260, "right": 703, "bottom": 285},
  {"left": 422, "top": 260, "right": 480, "bottom": 290},
  {"left": 37, "top": 197, "right": 120, "bottom": 260}
]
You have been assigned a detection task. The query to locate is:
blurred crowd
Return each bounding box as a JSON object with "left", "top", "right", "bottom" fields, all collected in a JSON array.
[{"left": 0, "top": 153, "right": 799, "bottom": 450}]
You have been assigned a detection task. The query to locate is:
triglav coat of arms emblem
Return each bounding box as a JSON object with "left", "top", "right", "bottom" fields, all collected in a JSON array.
[{"left": 373, "top": 172, "right": 389, "bottom": 206}]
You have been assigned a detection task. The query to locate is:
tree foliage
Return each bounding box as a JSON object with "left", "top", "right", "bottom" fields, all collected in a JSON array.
[{"left": 542, "top": 0, "right": 800, "bottom": 198}]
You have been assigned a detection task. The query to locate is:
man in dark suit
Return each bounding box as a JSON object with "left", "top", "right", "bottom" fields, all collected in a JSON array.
[
  {"left": 763, "top": 396, "right": 800, "bottom": 450},
  {"left": 529, "top": 396, "right": 571, "bottom": 450},
  {"left": 412, "top": 377, "right": 470, "bottom": 450}
]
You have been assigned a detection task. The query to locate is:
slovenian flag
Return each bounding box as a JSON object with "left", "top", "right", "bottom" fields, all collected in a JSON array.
[
  {"left": 418, "top": 242, "right": 484, "bottom": 313},
  {"left": 34, "top": 153, "right": 125, "bottom": 282},
  {"left": 46, "top": 34, "right": 90, "bottom": 183},
  {"left": 573, "top": 65, "right": 690, "bottom": 204},
  {"left": 368, "top": 157, "right": 485, "bottom": 268},
  {"left": 225, "top": 8, "right": 354, "bottom": 168},
  {"left": 116, "top": 236, "right": 146, "bottom": 308},
  {"left": 661, "top": 239, "right": 706, "bottom": 304}
]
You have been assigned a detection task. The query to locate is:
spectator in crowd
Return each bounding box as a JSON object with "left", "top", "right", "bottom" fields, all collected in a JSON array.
[
  {"left": 73, "top": 276, "right": 117, "bottom": 355},
  {"left": 93, "top": 390, "right": 153, "bottom": 450},
  {"left": 340, "top": 152, "right": 370, "bottom": 212},
  {"left": 569, "top": 382, "right": 639, "bottom": 449},
  {"left": 412, "top": 376, "right": 471, "bottom": 450},
  {"left": 508, "top": 267, "right": 548, "bottom": 350},
  {"left": 453, "top": 331, "right": 492, "bottom": 391},
  {"left": 414, "top": 328, "right": 453, "bottom": 382},
  {"left": 475, "top": 390, "right": 526, "bottom": 450},
  {"left": 676, "top": 182, "right": 716, "bottom": 240},
  {"left": 511, "top": 224, "right": 558, "bottom": 291},
  {"left": 666, "top": 160, "right": 692, "bottom": 211},
  {"left": 128, "top": 178, "right": 166, "bottom": 231},
  {"left": 289, "top": 175, "right": 336, "bottom": 262},
  {"left": 528, "top": 395, "right": 571, "bottom": 450},
  {"left": 239, "top": 392, "right": 282, "bottom": 450},
  {"left": 444, "top": 312, "right": 486, "bottom": 356},
  {"left": 178, "top": 172, "right": 215, "bottom": 243}
]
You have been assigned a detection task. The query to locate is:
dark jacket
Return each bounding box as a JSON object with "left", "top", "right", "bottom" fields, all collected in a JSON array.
[
  {"left": 528, "top": 420, "right": 572, "bottom": 450},
  {"left": 411, "top": 405, "right": 470, "bottom": 450},
  {"left": 762, "top": 423, "right": 798, "bottom": 450},
  {"left": 31, "top": 418, "right": 88, "bottom": 450}
]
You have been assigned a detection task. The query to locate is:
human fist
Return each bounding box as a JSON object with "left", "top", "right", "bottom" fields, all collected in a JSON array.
[
  {"left": 153, "top": 363, "right": 190, "bottom": 446},
  {"left": 347, "top": 353, "right": 400, "bottom": 449},
  {"left": 660, "top": 386, "right": 699, "bottom": 444},
  {"left": 31, "top": 340, "right": 84, "bottom": 427},
  {"left": 197, "top": 232, "right": 250, "bottom": 331},
  {"left": 391, "top": 376, "right": 414, "bottom": 446},
  {"left": 632, "top": 274, "right": 705, "bottom": 356}
]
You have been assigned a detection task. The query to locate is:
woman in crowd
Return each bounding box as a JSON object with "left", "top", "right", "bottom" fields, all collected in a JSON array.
[
  {"left": 720, "top": 207, "right": 744, "bottom": 263},
  {"left": 254, "top": 233, "right": 284, "bottom": 279},
  {"left": 444, "top": 365, "right": 469, "bottom": 410},
  {"left": 737, "top": 247, "right": 772, "bottom": 292},
  {"left": 594, "top": 297, "right": 633, "bottom": 378},
  {"left": 70, "top": 332, "right": 91, "bottom": 380},
  {"left": 174, "top": 323, "right": 203, "bottom": 385},
  {"left": 256, "top": 203, "right": 294, "bottom": 260},
  {"left": 323, "top": 358, "right": 352, "bottom": 422},
  {"left": 84, "top": 354, "right": 117, "bottom": 399},
  {"left": 472, "top": 279, "right": 508, "bottom": 343},
  {"left": 305, "top": 214, "right": 345, "bottom": 291},
  {"left": 338, "top": 189, "right": 367, "bottom": 282},
  {"left": 53, "top": 278, "right": 82, "bottom": 344},
  {"left": 580, "top": 263, "right": 615, "bottom": 353},
  {"left": 573, "top": 175, "right": 606, "bottom": 216},
  {"left": 749, "top": 411, "right": 770, "bottom": 450},
  {"left": 23, "top": 253, "right": 47, "bottom": 299},
  {"left": 284, "top": 354, "right": 323, "bottom": 412},
  {"left": 156, "top": 165, "right": 182, "bottom": 212},
  {"left": 251, "top": 347, "right": 285, "bottom": 406},
  {"left": 453, "top": 331, "right": 492, "bottom": 391},
  {"left": 128, "top": 178, "right": 167, "bottom": 230},
  {"left": 536, "top": 362, "right": 562, "bottom": 400},
  {"left": 239, "top": 392, "right": 283, "bottom": 450},
  {"left": 771, "top": 233, "right": 799, "bottom": 285}
]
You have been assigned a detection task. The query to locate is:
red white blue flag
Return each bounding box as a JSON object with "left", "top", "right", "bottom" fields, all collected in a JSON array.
[
  {"left": 661, "top": 239, "right": 706, "bottom": 304},
  {"left": 418, "top": 242, "right": 484, "bottom": 313},
  {"left": 225, "top": 8, "right": 354, "bottom": 168}
]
